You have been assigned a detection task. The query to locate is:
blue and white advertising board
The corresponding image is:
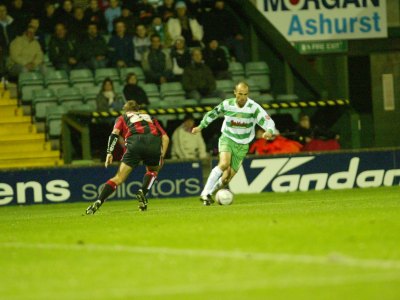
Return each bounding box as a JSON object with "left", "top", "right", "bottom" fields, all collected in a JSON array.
[
  {"left": 256, "top": 0, "right": 388, "bottom": 41},
  {"left": 228, "top": 150, "right": 400, "bottom": 193},
  {"left": 0, "top": 162, "right": 203, "bottom": 206}
]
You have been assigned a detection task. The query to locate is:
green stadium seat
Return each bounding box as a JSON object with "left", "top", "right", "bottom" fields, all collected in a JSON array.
[
  {"left": 72, "top": 82, "right": 96, "bottom": 91},
  {"left": 247, "top": 74, "right": 271, "bottom": 92},
  {"left": 45, "top": 70, "right": 69, "bottom": 86},
  {"left": 57, "top": 87, "right": 84, "bottom": 108},
  {"left": 255, "top": 93, "right": 274, "bottom": 104},
  {"left": 69, "top": 69, "right": 94, "bottom": 84},
  {"left": 94, "top": 68, "right": 120, "bottom": 84},
  {"left": 82, "top": 86, "right": 100, "bottom": 103},
  {"left": 162, "top": 95, "right": 186, "bottom": 107},
  {"left": 244, "top": 78, "right": 261, "bottom": 97},
  {"left": 276, "top": 94, "right": 299, "bottom": 101},
  {"left": 228, "top": 62, "right": 245, "bottom": 82},
  {"left": 18, "top": 71, "right": 44, "bottom": 88},
  {"left": 216, "top": 79, "right": 235, "bottom": 94},
  {"left": 141, "top": 83, "right": 160, "bottom": 98},
  {"left": 200, "top": 97, "right": 222, "bottom": 106},
  {"left": 21, "top": 84, "right": 43, "bottom": 104},
  {"left": 32, "top": 89, "right": 58, "bottom": 121},
  {"left": 46, "top": 115, "right": 63, "bottom": 137},
  {"left": 160, "top": 82, "right": 185, "bottom": 99},
  {"left": 245, "top": 61, "right": 270, "bottom": 76},
  {"left": 184, "top": 99, "right": 199, "bottom": 106}
]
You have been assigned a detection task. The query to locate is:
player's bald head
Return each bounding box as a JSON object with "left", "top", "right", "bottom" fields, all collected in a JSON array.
[{"left": 235, "top": 81, "right": 249, "bottom": 91}]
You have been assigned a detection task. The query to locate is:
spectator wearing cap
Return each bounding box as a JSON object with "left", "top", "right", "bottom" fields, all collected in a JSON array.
[
  {"left": 171, "top": 113, "right": 208, "bottom": 159},
  {"left": 167, "top": 1, "right": 203, "bottom": 48},
  {"left": 170, "top": 36, "right": 191, "bottom": 81}
]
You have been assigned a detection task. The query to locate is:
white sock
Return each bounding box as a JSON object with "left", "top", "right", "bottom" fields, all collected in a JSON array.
[
  {"left": 210, "top": 177, "right": 224, "bottom": 195},
  {"left": 201, "top": 166, "right": 223, "bottom": 196}
]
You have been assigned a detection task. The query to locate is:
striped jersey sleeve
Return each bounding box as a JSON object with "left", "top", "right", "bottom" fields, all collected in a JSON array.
[{"left": 198, "top": 98, "right": 275, "bottom": 144}]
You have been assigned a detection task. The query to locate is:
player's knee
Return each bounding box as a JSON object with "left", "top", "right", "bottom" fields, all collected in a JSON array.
[{"left": 219, "top": 162, "right": 230, "bottom": 171}]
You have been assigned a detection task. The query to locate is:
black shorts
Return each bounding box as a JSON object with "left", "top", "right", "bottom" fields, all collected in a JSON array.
[{"left": 121, "top": 134, "right": 162, "bottom": 169}]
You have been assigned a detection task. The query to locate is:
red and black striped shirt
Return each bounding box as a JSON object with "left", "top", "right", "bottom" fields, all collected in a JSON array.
[{"left": 114, "top": 112, "right": 167, "bottom": 140}]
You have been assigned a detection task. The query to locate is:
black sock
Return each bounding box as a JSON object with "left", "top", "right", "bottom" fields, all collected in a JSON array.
[
  {"left": 142, "top": 171, "right": 157, "bottom": 195},
  {"left": 98, "top": 180, "right": 117, "bottom": 203}
]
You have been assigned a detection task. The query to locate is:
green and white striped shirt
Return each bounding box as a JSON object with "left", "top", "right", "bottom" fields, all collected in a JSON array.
[{"left": 199, "top": 98, "right": 276, "bottom": 144}]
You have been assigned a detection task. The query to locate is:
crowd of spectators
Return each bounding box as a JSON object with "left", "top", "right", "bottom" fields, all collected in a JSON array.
[{"left": 1, "top": 0, "right": 245, "bottom": 100}]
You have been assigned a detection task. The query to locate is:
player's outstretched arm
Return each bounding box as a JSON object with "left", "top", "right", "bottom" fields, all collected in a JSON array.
[
  {"left": 262, "top": 129, "right": 275, "bottom": 140},
  {"left": 192, "top": 126, "right": 202, "bottom": 134},
  {"left": 105, "top": 128, "right": 120, "bottom": 168}
]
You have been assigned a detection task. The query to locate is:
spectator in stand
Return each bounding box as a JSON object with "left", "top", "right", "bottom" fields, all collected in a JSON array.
[
  {"left": 295, "top": 114, "right": 341, "bottom": 151},
  {"left": 157, "top": 0, "right": 175, "bottom": 22},
  {"left": 182, "top": 48, "right": 224, "bottom": 101},
  {"left": 186, "top": 0, "right": 205, "bottom": 23},
  {"left": 249, "top": 127, "right": 302, "bottom": 155},
  {"left": 0, "top": 4, "right": 17, "bottom": 73},
  {"left": 171, "top": 112, "right": 208, "bottom": 160},
  {"left": 70, "top": 7, "right": 88, "bottom": 42},
  {"left": 48, "top": 23, "right": 80, "bottom": 71},
  {"left": 84, "top": 0, "right": 107, "bottom": 33},
  {"left": 55, "top": 0, "right": 75, "bottom": 30},
  {"left": 167, "top": 1, "right": 203, "bottom": 48},
  {"left": 133, "top": 23, "right": 150, "bottom": 66},
  {"left": 7, "top": 25, "right": 44, "bottom": 78},
  {"left": 96, "top": 77, "right": 125, "bottom": 111},
  {"left": 41, "top": 2, "right": 57, "bottom": 35},
  {"left": 80, "top": 22, "right": 108, "bottom": 69},
  {"left": 97, "top": 0, "right": 110, "bottom": 11},
  {"left": 107, "top": 20, "right": 134, "bottom": 67},
  {"left": 202, "top": 38, "right": 230, "bottom": 80},
  {"left": 8, "top": 0, "right": 31, "bottom": 35},
  {"left": 202, "top": 0, "right": 246, "bottom": 64},
  {"left": 134, "top": 0, "right": 155, "bottom": 26},
  {"left": 122, "top": 72, "right": 149, "bottom": 107},
  {"left": 148, "top": 15, "right": 171, "bottom": 47},
  {"left": 170, "top": 36, "right": 191, "bottom": 81},
  {"left": 296, "top": 114, "right": 340, "bottom": 151},
  {"left": 142, "top": 34, "right": 172, "bottom": 84},
  {"left": 105, "top": 0, "right": 121, "bottom": 33},
  {"left": 28, "top": 17, "right": 46, "bottom": 52},
  {"left": 113, "top": 6, "right": 137, "bottom": 35}
]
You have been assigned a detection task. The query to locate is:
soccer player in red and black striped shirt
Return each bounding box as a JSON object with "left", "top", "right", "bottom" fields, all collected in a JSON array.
[{"left": 86, "top": 100, "right": 169, "bottom": 214}]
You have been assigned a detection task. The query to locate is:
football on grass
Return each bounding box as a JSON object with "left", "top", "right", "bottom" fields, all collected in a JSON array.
[{"left": 215, "top": 189, "right": 234, "bottom": 205}]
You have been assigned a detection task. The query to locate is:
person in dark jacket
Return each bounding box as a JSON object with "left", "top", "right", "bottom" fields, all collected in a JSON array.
[
  {"left": 79, "top": 22, "right": 108, "bottom": 69},
  {"left": 202, "top": 38, "right": 230, "bottom": 80},
  {"left": 54, "top": 0, "right": 75, "bottom": 31},
  {"left": 0, "top": 4, "right": 17, "bottom": 67},
  {"left": 122, "top": 73, "right": 149, "bottom": 107},
  {"left": 107, "top": 20, "right": 134, "bottom": 67},
  {"left": 202, "top": 0, "right": 246, "bottom": 63},
  {"left": 141, "top": 34, "right": 172, "bottom": 84},
  {"left": 48, "top": 22, "right": 80, "bottom": 71},
  {"left": 182, "top": 48, "right": 224, "bottom": 100},
  {"left": 84, "top": 0, "right": 107, "bottom": 33}
]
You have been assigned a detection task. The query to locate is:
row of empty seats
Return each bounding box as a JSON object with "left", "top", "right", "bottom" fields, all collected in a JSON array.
[{"left": 19, "top": 61, "right": 272, "bottom": 104}]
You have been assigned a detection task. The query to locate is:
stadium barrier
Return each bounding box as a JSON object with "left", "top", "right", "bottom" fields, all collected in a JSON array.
[
  {"left": 227, "top": 149, "right": 400, "bottom": 193},
  {"left": 1, "top": 149, "right": 399, "bottom": 206},
  {"left": 0, "top": 161, "right": 203, "bottom": 206}
]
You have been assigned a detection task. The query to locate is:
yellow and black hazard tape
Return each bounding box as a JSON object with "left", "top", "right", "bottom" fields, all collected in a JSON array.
[{"left": 90, "top": 99, "right": 350, "bottom": 118}]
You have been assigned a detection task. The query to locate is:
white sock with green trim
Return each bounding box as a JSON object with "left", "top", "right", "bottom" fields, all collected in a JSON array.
[{"left": 201, "top": 166, "right": 223, "bottom": 196}]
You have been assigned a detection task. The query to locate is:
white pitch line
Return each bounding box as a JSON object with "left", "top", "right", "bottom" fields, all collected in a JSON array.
[{"left": 1, "top": 242, "right": 400, "bottom": 270}]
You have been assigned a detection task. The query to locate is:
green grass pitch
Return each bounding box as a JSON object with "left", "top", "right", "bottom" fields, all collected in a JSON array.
[{"left": 1, "top": 186, "right": 400, "bottom": 300}]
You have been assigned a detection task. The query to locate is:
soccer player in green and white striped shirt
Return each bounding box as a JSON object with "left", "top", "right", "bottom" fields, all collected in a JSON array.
[{"left": 192, "top": 82, "right": 276, "bottom": 205}]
